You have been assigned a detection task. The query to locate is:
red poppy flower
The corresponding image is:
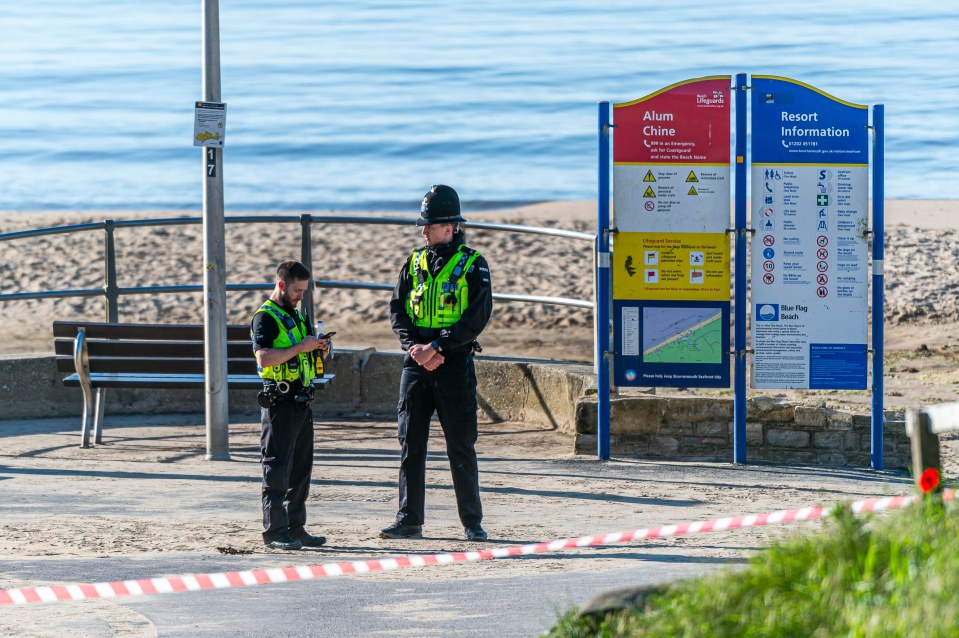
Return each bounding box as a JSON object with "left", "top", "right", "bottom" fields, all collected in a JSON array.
[{"left": 919, "top": 467, "right": 941, "bottom": 494}]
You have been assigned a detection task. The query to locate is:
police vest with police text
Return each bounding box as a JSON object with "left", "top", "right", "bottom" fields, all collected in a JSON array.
[
  {"left": 252, "top": 300, "right": 321, "bottom": 383},
  {"left": 406, "top": 245, "right": 480, "bottom": 328}
]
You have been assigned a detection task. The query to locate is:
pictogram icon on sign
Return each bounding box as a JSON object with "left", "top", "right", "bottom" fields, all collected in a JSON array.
[
  {"left": 687, "top": 186, "right": 698, "bottom": 196},
  {"left": 817, "top": 286, "right": 828, "bottom": 298},
  {"left": 643, "top": 170, "right": 656, "bottom": 182},
  {"left": 817, "top": 273, "right": 828, "bottom": 285},
  {"left": 763, "top": 235, "right": 775, "bottom": 247},
  {"left": 816, "top": 235, "right": 828, "bottom": 247},
  {"left": 817, "top": 261, "right": 828, "bottom": 272},
  {"left": 762, "top": 260, "right": 775, "bottom": 272},
  {"left": 644, "top": 201, "right": 655, "bottom": 212},
  {"left": 763, "top": 273, "right": 775, "bottom": 284},
  {"left": 817, "top": 194, "right": 829, "bottom": 207},
  {"left": 762, "top": 207, "right": 774, "bottom": 218},
  {"left": 643, "top": 186, "right": 656, "bottom": 197},
  {"left": 686, "top": 171, "right": 698, "bottom": 182},
  {"left": 817, "top": 248, "right": 828, "bottom": 260}
]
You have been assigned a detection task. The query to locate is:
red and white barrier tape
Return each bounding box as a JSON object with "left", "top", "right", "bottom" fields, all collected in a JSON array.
[{"left": 1, "top": 489, "right": 952, "bottom": 607}]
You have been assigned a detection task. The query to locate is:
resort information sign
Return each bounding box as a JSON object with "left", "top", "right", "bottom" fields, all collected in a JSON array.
[
  {"left": 750, "top": 76, "right": 869, "bottom": 389},
  {"left": 612, "top": 76, "right": 731, "bottom": 388}
]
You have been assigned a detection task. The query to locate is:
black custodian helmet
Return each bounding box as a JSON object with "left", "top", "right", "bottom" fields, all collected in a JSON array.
[{"left": 416, "top": 184, "right": 465, "bottom": 226}]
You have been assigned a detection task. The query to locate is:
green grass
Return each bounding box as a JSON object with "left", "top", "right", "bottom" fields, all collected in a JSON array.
[{"left": 545, "top": 497, "right": 959, "bottom": 637}]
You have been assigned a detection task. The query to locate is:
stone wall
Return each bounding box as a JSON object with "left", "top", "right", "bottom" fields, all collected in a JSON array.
[
  {"left": 574, "top": 394, "right": 910, "bottom": 469},
  {"left": 1, "top": 352, "right": 912, "bottom": 469}
]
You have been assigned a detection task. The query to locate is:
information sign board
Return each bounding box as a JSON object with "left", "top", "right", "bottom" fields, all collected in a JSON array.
[
  {"left": 750, "top": 77, "right": 869, "bottom": 389},
  {"left": 612, "top": 77, "right": 731, "bottom": 388}
]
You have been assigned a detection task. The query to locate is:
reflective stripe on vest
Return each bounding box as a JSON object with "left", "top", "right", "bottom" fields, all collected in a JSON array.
[
  {"left": 405, "top": 245, "right": 480, "bottom": 328},
  {"left": 251, "top": 300, "right": 320, "bottom": 383}
]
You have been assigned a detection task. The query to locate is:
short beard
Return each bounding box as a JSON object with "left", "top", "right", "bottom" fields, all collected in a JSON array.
[{"left": 280, "top": 287, "right": 297, "bottom": 308}]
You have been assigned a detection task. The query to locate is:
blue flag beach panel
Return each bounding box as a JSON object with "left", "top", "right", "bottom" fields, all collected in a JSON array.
[{"left": 749, "top": 76, "right": 869, "bottom": 390}]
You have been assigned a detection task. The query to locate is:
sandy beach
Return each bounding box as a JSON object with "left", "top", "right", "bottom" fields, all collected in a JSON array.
[{"left": 1, "top": 199, "right": 957, "bottom": 409}]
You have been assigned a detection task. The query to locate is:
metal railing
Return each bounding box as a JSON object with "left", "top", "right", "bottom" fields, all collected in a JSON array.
[{"left": 0, "top": 213, "right": 597, "bottom": 347}]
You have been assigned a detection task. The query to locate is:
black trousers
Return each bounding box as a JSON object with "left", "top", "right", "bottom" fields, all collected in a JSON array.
[
  {"left": 395, "top": 352, "right": 482, "bottom": 527},
  {"left": 260, "top": 399, "right": 314, "bottom": 543}
]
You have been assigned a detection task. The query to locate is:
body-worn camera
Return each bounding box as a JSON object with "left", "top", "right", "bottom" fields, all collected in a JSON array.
[{"left": 294, "top": 385, "right": 314, "bottom": 404}]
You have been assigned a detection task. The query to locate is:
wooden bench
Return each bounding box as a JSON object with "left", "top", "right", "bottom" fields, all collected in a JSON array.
[{"left": 53, "top": 321, "right": 334, "bottom": 448}]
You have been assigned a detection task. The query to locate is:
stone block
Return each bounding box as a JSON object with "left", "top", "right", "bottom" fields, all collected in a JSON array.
[
  {"left": 812, "top": 431, "right": 843, "bottom": 450},
  {"left": 574, "top": 401, "right": 597, "bottom": 434},
  {"left": 815, "top": 453, "right": 852, "bottom": 467},
  {"left": 826, "top": 410, "right": 855, "bottom": 427},
  {"left": 649, "top": 435, "right": 679, "bottom": 456},
  {"left": 609, "top": 398, "right": 663, "bottom": 435},
  {"left": 661, "top": 397, "right": 732, "bottom": 422},
  {"left": 766, "top": 429, "right": 810, "bottom": 448},
  {"left": 747, "top": 396, "right": 795, "bottom": 422},
  {"left": 746, "top": 422, "right": 764, "bottom": 445},
  {"left": 754, "top": 449, "right": 818, "bottom": 464},
  {"left": 574, "top": 434, "right": 597, "bottom": 453},
  {"left": 657, "top": 421, "right": 694, "bottom": 436},
  {"left": 695, "top": 420, "right": 729, "bottom": 438},
  {"left": 793, "top": 406, "right": 827, "bottom": 427}
]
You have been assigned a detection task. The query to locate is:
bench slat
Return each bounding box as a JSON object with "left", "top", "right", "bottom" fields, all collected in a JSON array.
[
  {"left": 62, "top": 372, "right": 334, "bottom": 390},
  {"left": 53, "top": 321, "right": 252, "bottom": 341},
  {"left": 56, "top": 357, "right": 261, "bottom": 375},
  {"left": 54, "top": 339, "right": 254, "bottom": 358}
]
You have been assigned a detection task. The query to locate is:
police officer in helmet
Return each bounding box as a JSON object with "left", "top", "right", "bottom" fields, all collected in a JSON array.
[
  {"left": 251, "top": 260, "right": 331, "bottom": 550},
  {"left": 381, "top": 185, "right": 493, "bottom": 542}
]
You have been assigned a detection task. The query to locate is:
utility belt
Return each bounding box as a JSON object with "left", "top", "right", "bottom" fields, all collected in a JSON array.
[{"left": 257, "top": 379, "right": 314, "bottom": 408}]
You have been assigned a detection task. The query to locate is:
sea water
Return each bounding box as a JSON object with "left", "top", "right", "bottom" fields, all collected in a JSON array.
[{"left": 0, "top": 0, "right": 956, "bottom": 212}]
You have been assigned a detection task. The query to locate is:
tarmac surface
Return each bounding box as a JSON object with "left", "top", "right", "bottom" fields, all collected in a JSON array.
[{"left": 0, "top": 413, "right": 914, "bottom": 637}]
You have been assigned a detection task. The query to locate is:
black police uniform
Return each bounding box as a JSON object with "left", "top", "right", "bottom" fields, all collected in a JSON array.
[
  {"left": 251, "top": 304, "right": 316, "bottom": 544},
  {"left": 388, "top": 232, "right": 493, "bottom": 530}
]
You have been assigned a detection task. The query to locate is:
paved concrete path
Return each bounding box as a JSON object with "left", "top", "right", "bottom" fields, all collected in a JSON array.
[{"left": 0, "top": 414, "right": 910, "bottom": 636}]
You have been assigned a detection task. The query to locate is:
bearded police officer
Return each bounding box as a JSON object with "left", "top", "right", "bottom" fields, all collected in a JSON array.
[
  {"left": 380, "top": 185, "right": 493, "bottom": 542},
  {"left": 251, "top": 260, "right": 330, "bottom": 550}
]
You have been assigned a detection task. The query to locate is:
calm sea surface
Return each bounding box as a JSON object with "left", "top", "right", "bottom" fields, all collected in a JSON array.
[{"left": 1, "top": 1, "right": 956, "bottom": 212}]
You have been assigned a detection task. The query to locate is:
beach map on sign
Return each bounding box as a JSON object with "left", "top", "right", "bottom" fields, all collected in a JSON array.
[{"left": 642, "top": 307, "right": 723, "bottom": 364}]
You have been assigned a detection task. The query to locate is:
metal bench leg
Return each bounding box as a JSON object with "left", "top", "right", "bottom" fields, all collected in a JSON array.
[
  {"left": 74, "top": 327, "right": 94, "bottom": 448},
  {"left": 94, "top": 388, "right": 106, "bottom": 445},
  {"left": 80, "top": 385, "right": 93, "bottom": 448}
]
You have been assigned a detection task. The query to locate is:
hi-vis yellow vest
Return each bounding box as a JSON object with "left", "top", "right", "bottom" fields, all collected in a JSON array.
[
  {"left": 252, "top": 300, "right": 321, "bottom": 383},
  {"left": 406, "top": 245, "right": 480, "bottom": 328}
]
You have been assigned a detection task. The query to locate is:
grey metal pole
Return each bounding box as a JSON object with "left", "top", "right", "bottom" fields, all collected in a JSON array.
[
  {"left": 300, "top": 214, "right": 315, "bottom": 322},
  {"left": 202, "top": 0, "right": 230, "bottom": 460}
]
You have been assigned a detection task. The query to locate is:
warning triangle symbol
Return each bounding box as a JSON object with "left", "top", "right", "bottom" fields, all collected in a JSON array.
[
  {"left": 686, "top": 171, "right": 699, "bottom": 182},
  {"left": 643, "top": 170, "right": 656, "bottom": 182},
  {"left": 687, "top": 186, "right": 698, "bottom": 196},
  {"left": 643, "top": 186, "right": 655, "bottom": 198}
]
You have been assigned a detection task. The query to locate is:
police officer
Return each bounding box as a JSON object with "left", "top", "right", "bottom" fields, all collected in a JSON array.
[
  {"left": 380, "top": 185, "right": 493, "bottom": 542},
  {"left": 251, "top": 260, "right": 330, "bottom": 550}
]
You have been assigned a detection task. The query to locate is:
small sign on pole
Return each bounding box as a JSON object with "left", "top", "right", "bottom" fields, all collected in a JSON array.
[{"left": 194, "top": 101, "right": 227, "bottom": 148}]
